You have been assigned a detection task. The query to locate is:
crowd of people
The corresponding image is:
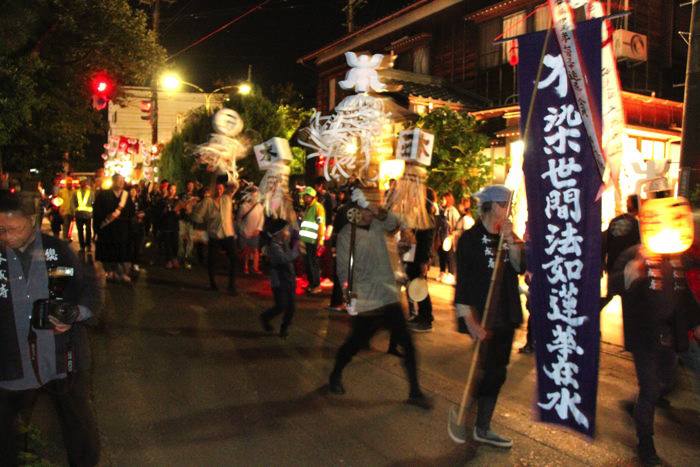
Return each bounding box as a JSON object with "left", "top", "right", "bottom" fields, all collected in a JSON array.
[{"left": 1, "top": 170, "right": 699, "bottom": 467}]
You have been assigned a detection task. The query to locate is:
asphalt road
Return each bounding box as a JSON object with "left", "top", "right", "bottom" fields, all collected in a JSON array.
[{"left": 32, "top": 251, "right": 700, "bottom": 466}]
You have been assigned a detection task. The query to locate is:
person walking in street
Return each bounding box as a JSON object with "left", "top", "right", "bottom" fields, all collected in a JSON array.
[
  {"left": 160, "top": 183, "right": 180, "bottom": 269},
  {"left": 57, "top": 177, "right": 75, "bottom": 241},
  {"left": 71, "top": 178, "right": 94, "bottom": 252},
  {"left": 454, "top": 185, "right": 525, "bottom": 449},
  {"left": 609, "top": 235, "right": 700, "bottom": 466},
  {"left": 328, "top": 187, "right": 350, "bottom": 312},
  {"left": 0, "top": 192, "right": 101, "bottom": 467},
  {"left": 328, "top": 188, "right": 432, "bottom": 410},
  {"left": 93, "top": 174, "right": 135, "bottom": 283},
  {"left": 299, "top": 186, "right": 325, "bottom": 294},
  {"left": 236, "top": 186, "right": 264, "bottom": 275},
  {"left": 129, "top": 185, "right": 146, "bottom": 273},
  {"left": 436, "top": 192, "right": 460, "bottom": 285},
  {"left": 260, "top": 218, "right": 299, "bottom": 338},
  {"left": 177, "top": 180, "right": 198, "bottom": 269},
  {"left": 192, "top": 182, "right": 238, "bottom": 294},
  {"left": 405, "top": 199, "right": 436, "bottom": 333}
]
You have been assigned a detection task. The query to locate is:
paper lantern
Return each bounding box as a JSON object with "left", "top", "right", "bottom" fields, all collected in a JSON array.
[
  {"left": 395, "top": 128, "right": 434, "bottom": 167},
  {"left": 253, "top": 137, "right": 292, "bottom": 170},
  {"left": 639, "top": 195, "right": 694, "bottom": 255}
]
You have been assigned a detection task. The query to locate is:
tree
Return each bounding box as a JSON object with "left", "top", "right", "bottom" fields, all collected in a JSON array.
[
  {"left": 158, "top": 88, "right": 313, "bottom": 187},
  {"left": 418, "top": 107, "right": 492, "bottom": 200},
  {"left": 0, "top": 0, "right": 165, "bottom": 173}
]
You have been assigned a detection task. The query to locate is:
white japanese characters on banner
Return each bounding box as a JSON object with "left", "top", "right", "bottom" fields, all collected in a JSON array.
[{"left": 519, "top": 17, "right": 603, "bottom": 437}]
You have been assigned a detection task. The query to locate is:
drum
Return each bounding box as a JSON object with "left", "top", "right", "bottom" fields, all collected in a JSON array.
[{"left": 407, "top": 278, "right": 429, "bottom": 302}]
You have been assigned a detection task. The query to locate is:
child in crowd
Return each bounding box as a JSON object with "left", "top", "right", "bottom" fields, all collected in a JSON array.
[{"left": 260, "top": 218, "right": 299, "bottom": 338}]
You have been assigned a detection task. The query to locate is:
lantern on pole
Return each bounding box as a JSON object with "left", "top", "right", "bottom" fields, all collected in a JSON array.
[{"left": 639, "top": 192, "right": 694, "bottom": 255}]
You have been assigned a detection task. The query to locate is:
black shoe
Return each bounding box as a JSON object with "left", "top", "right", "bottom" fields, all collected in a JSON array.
[
  {"left": 638, "top": 436, "right": 662, "bottom": 466},
  {"left": 259, "top": 315, "right": 273, "bottom": 332},
  {"left": 473, "top": 427, "right": 513, "bottom": 448},
  {"left": 457, "top": 317, "right": 469, "bottom": 334},
  {"left": 227, "top": 286, "right": 238, "bottom": 296},
  {"left": 328, "top": 374, "right": 345, "bottom": 395},
  {"left": 408, "top": 321, "right": 433, "bottom": 333},
  {"left": 406, "top": 392, "right": 433, "bottom": 410},
  {"left": 387, "top": 347, "right": 404, "bottom": 358},
  {"left": 279, "top": 327, "right": 288, "bottom": 339}
]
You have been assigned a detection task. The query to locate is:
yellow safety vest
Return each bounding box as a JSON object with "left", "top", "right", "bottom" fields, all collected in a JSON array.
[{"left": 76, "top": 189, "right": 93, "bottom": 213}]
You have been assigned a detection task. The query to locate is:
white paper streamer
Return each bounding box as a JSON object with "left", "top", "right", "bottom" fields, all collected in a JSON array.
[{"left": 196, "top": 109, "right": 248, "bottom": 184}]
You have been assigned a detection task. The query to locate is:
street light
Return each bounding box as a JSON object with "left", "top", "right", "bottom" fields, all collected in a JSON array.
[
  {"left": 237, "top": 82, "right": 252, "bottom": 96},
  {"left": 159, "top": 72, "right": 204, "bottom": 93}
]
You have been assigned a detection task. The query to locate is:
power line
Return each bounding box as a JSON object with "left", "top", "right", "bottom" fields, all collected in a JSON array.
[
  {"left": 160, "top": 0, "right": 196, "bottom": 35},
  {"left": 166, "top": 0, "right": 272, "bottom": 61}
]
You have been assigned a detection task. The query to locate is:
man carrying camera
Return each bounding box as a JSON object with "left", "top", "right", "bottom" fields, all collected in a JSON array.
[{"left": 0, "top": 192, "right": 100, "bottom": 466}]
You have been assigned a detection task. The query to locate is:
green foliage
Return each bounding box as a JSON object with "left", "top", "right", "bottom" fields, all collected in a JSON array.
[
  {"left": 417, "top": 107, "right": 492, "bottom": 200},
  {"left": 0, "top": 0, "right": 165, "bottom": 173},
  {"left": 278, "top": 104, "right": 314, "bottom": 175},
  {"left": 158, "top": 88, "right": 312, "bottom": 186},
  {"left": 158, "top": 106, "right": 211, "bottom": 187}
]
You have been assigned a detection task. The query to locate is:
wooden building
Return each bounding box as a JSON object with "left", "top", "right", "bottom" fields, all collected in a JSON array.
[{"left": 299, "top": 0, "right": 688, "bottom": 190}]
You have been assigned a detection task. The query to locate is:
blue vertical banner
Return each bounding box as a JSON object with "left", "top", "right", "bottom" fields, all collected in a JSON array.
[{"left": 518, "top": 18, "right": 603, "bottom": 437}]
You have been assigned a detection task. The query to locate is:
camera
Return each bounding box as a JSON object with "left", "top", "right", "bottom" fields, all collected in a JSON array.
[{"left": 31, "top": 267, "right": 79, "bottom": 330}]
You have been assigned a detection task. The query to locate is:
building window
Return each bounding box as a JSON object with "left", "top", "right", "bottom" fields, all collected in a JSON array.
[
  {"left": 479, "top": 18, "right": 502, "bottom": 69},
  {"left": 502, "top": 11, "right": 526, "bottom": 64},
  {"left": 533, "top": 5, "right": 551, "bottom": 31}
]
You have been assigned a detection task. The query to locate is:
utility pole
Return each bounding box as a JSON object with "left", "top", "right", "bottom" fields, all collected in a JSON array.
[
  {"left": 151, "top": 0, "right": 160, "bottom": 145},
  {"left": 679, "top": 0, "right": 700, "bottom": 201}
]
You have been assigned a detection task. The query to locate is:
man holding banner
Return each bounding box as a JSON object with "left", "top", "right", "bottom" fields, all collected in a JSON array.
[{"left": 454, "top": 185, "right": 525, "bottom": 448}]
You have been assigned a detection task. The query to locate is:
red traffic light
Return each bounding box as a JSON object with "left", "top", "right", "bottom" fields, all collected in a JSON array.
[{"left": 90, "top": 72, "right": 115, "bottom": 98}]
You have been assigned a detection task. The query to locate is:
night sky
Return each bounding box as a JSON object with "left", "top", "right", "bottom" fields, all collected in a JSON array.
[{"left": 143, "top": 0, "right": 416, "bottom": 105}]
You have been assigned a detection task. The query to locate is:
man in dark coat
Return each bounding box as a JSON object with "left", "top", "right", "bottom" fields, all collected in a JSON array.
[
  {"left": 454, "top": 185, "right": 525, "bottom": 449},
  {"left": 0, "top": 191, "right": 100, "bottom": 466},
  {"left": 93, "top": 174, "right": 134, "bottom": 283},
  {"left": 610, "top": 243, "right": 700, "bottom": 466}
]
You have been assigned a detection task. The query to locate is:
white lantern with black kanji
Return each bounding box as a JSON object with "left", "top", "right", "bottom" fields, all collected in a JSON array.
[
  {"left": 254, "top": 137, "right": 293, "bottom": 171},
  {"left": 395, "top": 128, "right": 434, "bottom": 167}
]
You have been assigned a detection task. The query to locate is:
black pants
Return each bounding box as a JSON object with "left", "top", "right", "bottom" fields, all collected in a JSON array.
[
  {"left": 75, "top": 217, "right": 92, "bottom": 249},
  {"left": 475, "top": 326, "right": 515, "bottom": 430},
  {"left": 438, "top": 248, "right": 455, "bottom": 274},
  {"left": 261, "top": 282, "right": 296, "bottom": 331},
  {"left": 130, "top": 225, "right": 145, "bottom": 265},
  {"left": 162, "top": 230, "right": 178, "bottom": 262},
  {"left": 631, "top": 344, "right": 677, "bottom": 438},
  {"left": 330, "top": 256, "right": 344, "bottom": 307},
  {"left": 304, "top": 243, "right": 320, "bottom": 288},
  {"left": 0, "top": 373, "right": 100, "bottom": 467},
  {"left": 405, "top": 262, "right": 432, "bottom": 324},
  {"left": 331, "top": 303, "right": 421, "bottom": 397},
  {"left": 208, "top": 236, "right": 237, "bottom": 290}
]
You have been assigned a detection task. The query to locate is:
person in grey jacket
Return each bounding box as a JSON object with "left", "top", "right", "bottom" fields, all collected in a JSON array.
[
  {"left": 260, "top": 218, "right": 299, "bottom": 338},
  {"left": 328, "top": 189, "right": 432, "bottom": 410}
]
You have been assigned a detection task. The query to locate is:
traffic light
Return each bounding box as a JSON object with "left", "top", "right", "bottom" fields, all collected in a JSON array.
[
  {"left": 140, "top": 100, "right": 152, "bottom": 121},
  {"left": 90, "top": 71, "right": 115, "bottom": 110}
]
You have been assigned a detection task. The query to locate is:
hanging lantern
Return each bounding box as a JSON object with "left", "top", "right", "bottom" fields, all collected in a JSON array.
[{"left": 639, "top": 194, "right": 694, "bottom": 255}]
